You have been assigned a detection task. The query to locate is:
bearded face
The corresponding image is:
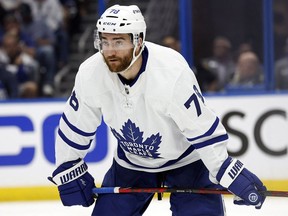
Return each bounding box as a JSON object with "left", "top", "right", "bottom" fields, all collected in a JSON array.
[
  {"left": 100, "top": 33, "right": 135, "bottom": 73},
  {"left": 103, "top": 47, "right": 134, "bottom": 72}
]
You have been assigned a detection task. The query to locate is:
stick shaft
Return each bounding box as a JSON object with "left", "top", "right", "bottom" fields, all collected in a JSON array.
[{"left": 92, "top": 187, "right": 288, "bottom": 197}]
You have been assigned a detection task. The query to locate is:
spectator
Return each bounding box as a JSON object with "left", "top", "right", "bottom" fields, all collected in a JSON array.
[
  {"left": 0, "top": 65, "right": 19, "bottom": 99},
  {"left": 0, "top": 31, "right": 38, "bottom": 98},
  {"left": 273, "top": 0, "right": 288, "bottom": 60},
  {"left": 22, "top": 0, "right": 63, "bottom": 32},
  {"left": 234, "top": 42, "right": 253, "bottom": 60},
  {"left": 18, "top": 2, "right": 56, "bottom": 96},
  {"left": 275, "top": 38, "right": 288, "bottom": 90},
  {"left": 0, "top": 0, "right": 21, "bottom": 17},
  {"left": 0, "top": 14, "right": 36, "bottom": 58},
  {"left": 201, "top": 36, "right": 235, "bottom": 91},
  {"left": 23, "top": 0, "right": 69, "bottom": 68},
  {"left": 0, "top": 1, "right": 18, "bottom": 27},
  {"left": 59, "top": 0, "right": 87, "bottom": 36},
  {"left": 161, "top": 35, "right": 181, "bottom": 52},
  {"left": 229, "top": 51, "right": 263, "bottom": 88}
]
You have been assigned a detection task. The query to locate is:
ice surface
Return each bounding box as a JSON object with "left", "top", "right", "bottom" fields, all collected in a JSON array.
[{"left": 0, "top": 196, "right": 287, "bottom": 215}]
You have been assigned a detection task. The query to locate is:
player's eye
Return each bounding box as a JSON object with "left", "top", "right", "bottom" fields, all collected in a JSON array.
[
  {"left": 100, "top": 39, "right": 133, "bottom": 50},
  {"left": 114, "top": 40, "right": 124, "bottom": 48},
  {"left": 101, "top": 41, "right": 109, "bottom": 47}
]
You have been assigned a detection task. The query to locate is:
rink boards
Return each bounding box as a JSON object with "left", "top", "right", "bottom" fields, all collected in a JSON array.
[{"left": 0, "top": 93, "right": 288, "bottom": 201}]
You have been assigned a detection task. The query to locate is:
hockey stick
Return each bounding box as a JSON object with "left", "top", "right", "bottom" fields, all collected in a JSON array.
[{"left": 92, "top": 187, "right": 288, "bottom": 197}]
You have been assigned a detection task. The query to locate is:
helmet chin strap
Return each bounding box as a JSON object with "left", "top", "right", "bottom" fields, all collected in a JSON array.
[{"left": 117, "top": 42, "right": 145, "bottom": 75}]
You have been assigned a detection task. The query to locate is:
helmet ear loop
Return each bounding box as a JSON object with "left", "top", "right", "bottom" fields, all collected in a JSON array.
[
  {"left": 133, "top": 37, "right": 138, "bottom": 59},
  {"left": 132, "top": 33, "right": 144, "bottom": 58}
]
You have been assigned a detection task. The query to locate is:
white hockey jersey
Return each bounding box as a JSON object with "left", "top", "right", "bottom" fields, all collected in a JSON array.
[{"left": 55, "top": 42, "right": 229, "bottom": 183}]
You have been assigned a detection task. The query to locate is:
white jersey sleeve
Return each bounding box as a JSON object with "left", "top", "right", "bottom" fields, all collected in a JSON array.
[
  {"left": 55, "top": 55, "right": 103, "bottom": 166},
  {"left": 168, "top": 63, "right": 229, "bottom": 183}
]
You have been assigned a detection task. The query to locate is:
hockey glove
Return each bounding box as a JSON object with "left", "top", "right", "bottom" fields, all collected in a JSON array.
[
  {"left": 216, "top": 157, "right": 266, "bottom": 209},
  {"left": 48, "top": 158, "right": 95, "bottom": 207}
]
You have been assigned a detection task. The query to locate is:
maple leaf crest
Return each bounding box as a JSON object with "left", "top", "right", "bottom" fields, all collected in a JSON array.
[{"left": 111, "top": 119, "right": 162, "bottom": 158}]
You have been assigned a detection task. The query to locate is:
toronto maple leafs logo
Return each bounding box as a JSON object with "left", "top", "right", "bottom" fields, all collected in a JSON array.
[{"left": 111, "top": 119, "right": 162, "bottom": 158}]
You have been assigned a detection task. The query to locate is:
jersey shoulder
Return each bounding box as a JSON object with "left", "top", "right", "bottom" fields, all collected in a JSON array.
[
  {"left": 77, "top": 52, "right": 105, "bottom": 80},
  {"left": 73, "top": 52, "right": 112, "bottom": 97},
  {"left": 145, "top": 42, "right": 198, "bottom": 97},
  {"left": 145, "top": 41, "right": 195, "bottom": 82},
  {"left": 145, "top": 42, "right": 189, "bottom": 70}
]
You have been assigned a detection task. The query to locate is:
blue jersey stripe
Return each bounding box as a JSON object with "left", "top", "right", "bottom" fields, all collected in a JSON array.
[
  {"left": 193, "top": 134, "right": 229, "bottom": 149},
  {"left": 62, "top": 113, "right": 96, "bottom": 137},
  {"left": 58, "top": 129, "right": 92, "bottom": 150},
  {"left": 187, "top": 117, "right": 219, "bottom": 142},
  {"left": 117, "top": 134, "right": 228, "bottom": 169}
]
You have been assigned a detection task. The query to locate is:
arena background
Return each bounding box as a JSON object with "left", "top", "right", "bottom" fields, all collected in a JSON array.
[{"left": 0, "top": 0, "right": 288, "bottom": 202}]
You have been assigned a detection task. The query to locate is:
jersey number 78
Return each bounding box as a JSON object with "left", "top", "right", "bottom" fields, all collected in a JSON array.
[{"left": 184, "top": 85, "right": 204, "bottom": 117}]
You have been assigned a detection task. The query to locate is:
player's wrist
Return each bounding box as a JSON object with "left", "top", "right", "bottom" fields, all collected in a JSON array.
[
  {"left": 216, "top": 157, "right": 244, "bottom": 188},
  {"left": 51, "top": 159, "right": 88, "bottom": 185}
]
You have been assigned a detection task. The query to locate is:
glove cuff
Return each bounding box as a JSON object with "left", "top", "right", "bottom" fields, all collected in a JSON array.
[
  {"left": 52, "top": 159, "right": 88, "bottom": 185},
  {"left": 218, "top": 158, "right": 245, "bottom": 188}
]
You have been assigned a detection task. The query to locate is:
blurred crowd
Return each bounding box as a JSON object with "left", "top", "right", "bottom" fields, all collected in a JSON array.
[
  {"left": 196, "top": 36, "right": 288, "bottom": 92},
  {"left": 0, "top": 0, "right": 87, "bottom": 99},
  {"left": 0, "top": 0, "right": 287, "bottom": 100},
  {"left": 148, "top": 0, "right": 288, "bottom": 93},
  {"left": 195, "top": 37, "right": 264, "bottom": 92}
]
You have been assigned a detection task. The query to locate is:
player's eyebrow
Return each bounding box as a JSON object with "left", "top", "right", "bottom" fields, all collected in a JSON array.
[{"left": 101, "top": 36, "right": 126, "bottom": 41}]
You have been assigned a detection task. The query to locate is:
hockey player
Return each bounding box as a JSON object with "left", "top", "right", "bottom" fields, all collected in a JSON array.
[{"left": 49, "top": 4, "right": 266, "bottom": 215}]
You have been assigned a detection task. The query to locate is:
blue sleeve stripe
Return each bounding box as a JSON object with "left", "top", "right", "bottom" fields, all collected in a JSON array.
[
  {"left": 187, "top": 117, "right": 219, "bottom": 142},
  {"left": 62, "top": 113, "right": 96, "bottom": 137},
  {"left": 58, "top": 129, "right": 92, "bottom": 150},
  {"left": 193, "top": 134, "right": 229, "bottom": 149}
]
